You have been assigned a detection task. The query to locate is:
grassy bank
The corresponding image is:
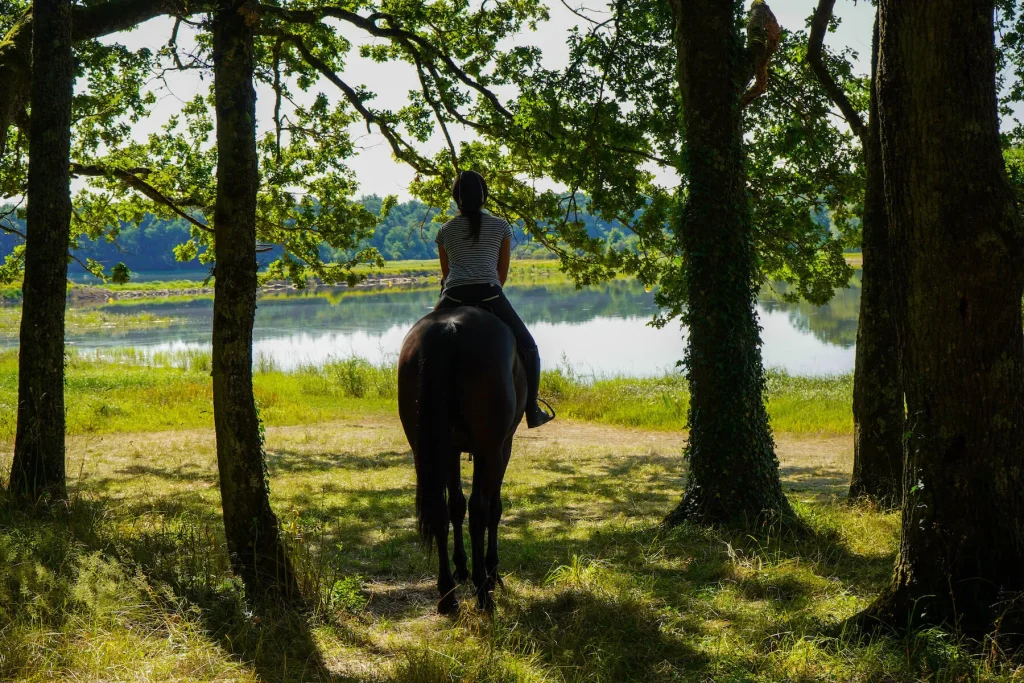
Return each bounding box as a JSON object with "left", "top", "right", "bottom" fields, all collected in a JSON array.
[
  {"left": 0, "top": 350, "right": 853, "bottom": 441},
  {"left": 0, "top": 307, "right": 181, "bottom": 339}
]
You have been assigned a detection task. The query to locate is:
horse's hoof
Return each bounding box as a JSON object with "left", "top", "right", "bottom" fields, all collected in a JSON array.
[
  {"left": 454, "top": 566, "right": 470, "bottom": 583},
  {"left": 477, "top": 591, "right": 495, "bottom": 614},
  {"left": 438, "top": 594, "right": 460, "bottom": 616}
]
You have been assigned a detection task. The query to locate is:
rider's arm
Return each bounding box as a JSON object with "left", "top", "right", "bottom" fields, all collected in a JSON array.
[
  {"left": 498, "top": 237, "right": 511, "bottom": 286},
  {"left": 439, "top": 245, "right": 451, "bottom": 280}
]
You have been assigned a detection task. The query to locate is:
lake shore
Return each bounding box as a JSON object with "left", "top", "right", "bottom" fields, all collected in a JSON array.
[
  {"left": 50, "top": 260, "right": 565, "bottom": 302},
  {"left": 64, "top": 275, "right": 434, "bottom": 303}
]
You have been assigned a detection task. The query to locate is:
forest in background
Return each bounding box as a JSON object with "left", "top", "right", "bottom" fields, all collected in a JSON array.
[{"left": 0, "top": 196, "right": 643, "bottom": 274}]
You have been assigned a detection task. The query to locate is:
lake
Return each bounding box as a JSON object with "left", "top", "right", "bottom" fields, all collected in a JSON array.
[{"left": 47, "top": 274, "right": 862, "bottom": 377}]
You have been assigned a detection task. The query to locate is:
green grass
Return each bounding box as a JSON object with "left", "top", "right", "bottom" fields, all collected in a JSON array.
[
  {"left": 0, "top": 306, "right": 181, "bottom": 338},
  {"left": 0, "top": 350, "right": 853, "bottom": 441},
  {"left": 0, "top": 414, "right": 1019, "bottom": 681},
  {"left": 0, "top": 351, "right": 399, "bottom": 441},
  {"left": 0, "top": 349, "right": 1017, "bottom": 680},
  {"left": 544, "top": 368, "right": 853, "bottom": 434}
]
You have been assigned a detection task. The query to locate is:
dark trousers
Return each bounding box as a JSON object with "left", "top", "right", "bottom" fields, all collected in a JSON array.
[{"left": 435, "top": 283, "right": 537, "bottom": 355}]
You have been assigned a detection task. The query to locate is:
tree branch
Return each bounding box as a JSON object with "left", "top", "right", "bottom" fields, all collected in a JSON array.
[
  {"left": 806, "top": 0, "right": 866, "bottom": 140},
  {"left": 272, "top": 37, "right": 283, "bottom": 161},
  {"left": 258, "top": 4, "right": 517, "bottom": 122},
  {"left": 71, "top": 163, "right": 214, "bottom": 234},
  {"left": 72, "top": 0, "right": 192, "bottom": 42},
  {"left": 0, "top": 223, "right": 27, "bottom": 239},
  {"left": 413, "top": 56, "right": 460, "bottom": 172},
  {"left": 270, "top": 31, "right": 437, "bottom": 176}
]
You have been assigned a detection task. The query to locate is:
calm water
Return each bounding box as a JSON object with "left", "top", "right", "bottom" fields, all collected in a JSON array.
[{"left": 47, "top": 275, "right": 862, "bottom": 377}]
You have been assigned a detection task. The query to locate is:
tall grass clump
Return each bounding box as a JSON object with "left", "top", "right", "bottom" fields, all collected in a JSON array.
[{"left": 295, "top": 356, "right": 397, "bottom": 400}]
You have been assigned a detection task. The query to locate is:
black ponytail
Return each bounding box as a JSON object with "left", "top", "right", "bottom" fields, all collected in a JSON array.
[{"left": 453, "top": 170, "right": 488, "bottom": 242}]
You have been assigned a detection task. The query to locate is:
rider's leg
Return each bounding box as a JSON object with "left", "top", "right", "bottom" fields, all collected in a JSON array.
[{"left": 487, "top": 291, "right": 554, "bottom": 428}]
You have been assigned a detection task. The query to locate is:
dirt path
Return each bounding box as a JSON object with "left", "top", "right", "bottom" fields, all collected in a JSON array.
[{"left": 55, "top": 416, "right": 853, "bottom": 502}]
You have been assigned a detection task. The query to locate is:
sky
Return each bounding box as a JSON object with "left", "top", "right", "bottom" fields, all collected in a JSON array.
[{"left": 102, "top": 1, "right": 877, "bottom": 201}]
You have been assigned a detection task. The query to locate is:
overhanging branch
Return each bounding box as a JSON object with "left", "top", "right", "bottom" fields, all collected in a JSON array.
[
  {"left": 71, "top": 162, "right": 213, "bottom": 234},
  {"left": 270, "top": 30, "right": 438, "bottom": 176},
  {"left": 806, "top": 0, "right": 866, "bottom": 141}
]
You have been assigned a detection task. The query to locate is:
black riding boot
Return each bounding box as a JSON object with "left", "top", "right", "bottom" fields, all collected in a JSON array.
[{"left": 523, "top": 347, "right": 554, "bottom": 428}]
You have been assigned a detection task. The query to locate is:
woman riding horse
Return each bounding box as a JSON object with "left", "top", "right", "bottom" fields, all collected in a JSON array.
[
  {"left": 397, "top": 170, "right": 554, "bottom": 614},
  {"left": 434, "top": 170, "right": 554, "bottom": 429}
]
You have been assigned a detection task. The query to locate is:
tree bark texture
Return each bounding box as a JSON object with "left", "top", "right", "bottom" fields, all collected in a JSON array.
[
  {"left": 8, "top": 0, "right": 74, "bottom": 499},
  {"left": 666, "top": 0, "right": 790, "bottom": 525},
  {"left": 212, "top": 0, "right": 299, "bottom": 602},
  {"left": 867, "top": 0, "right": 1024, "bottom": 637},
  {"left": 849, "top": 15, "right": 904, "bottom": 507}
]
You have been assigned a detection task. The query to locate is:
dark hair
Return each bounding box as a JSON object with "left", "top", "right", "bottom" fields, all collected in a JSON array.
[{"left": 452, "top": 170, "right": 487, "bottom": 241}]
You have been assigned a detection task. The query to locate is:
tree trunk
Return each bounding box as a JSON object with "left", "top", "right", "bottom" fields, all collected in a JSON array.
[
  {"left": 8, "top": 0, "right": 74, "bottom": 500},
  {"left": 849, "top": 15, "right": 904, "bottom": 507},
  {"left": 665, "top": 0, "right": 790, "bottom": 526},
  {"left": 211, "top": 0, "right": 299, "bottom": 602},
  {"left": 863, "top": 0, "right": 1024, "bottom": 638}
]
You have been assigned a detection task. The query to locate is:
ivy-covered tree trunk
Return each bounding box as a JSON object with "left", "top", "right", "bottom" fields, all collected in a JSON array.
[
  {"left": 863, "top": 0, "right": 1024, "bottom": 637},
  {"left": 849, "top": 16, "right": 903, "bottom": 506},
  {"left": 8, "top": 0, "right": 74, "bottom": 500},
  {"left": 211, "top": 0, "right": 299, "bottom": 602},
  {"left": 665, "top": 0, "right": 790, "bottom": 525}
]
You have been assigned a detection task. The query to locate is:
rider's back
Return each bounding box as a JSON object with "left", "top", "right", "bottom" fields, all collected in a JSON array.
[{"left": 436, "top": 215, "right": 513, "bottom": 294}]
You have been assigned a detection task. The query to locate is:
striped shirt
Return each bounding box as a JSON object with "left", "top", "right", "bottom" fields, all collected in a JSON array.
[{"left": 436, "top": 213, "right": 513, "bottom": 294}]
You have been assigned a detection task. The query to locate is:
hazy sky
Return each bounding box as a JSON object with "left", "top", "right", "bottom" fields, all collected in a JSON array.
[{"left": 103, "top": 1, "right": 876, "bottom": 200}]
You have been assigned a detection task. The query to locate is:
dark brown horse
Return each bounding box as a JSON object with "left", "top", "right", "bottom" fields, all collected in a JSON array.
[{"left": 398, "top": 306, "right": 526, "bottom": 614}]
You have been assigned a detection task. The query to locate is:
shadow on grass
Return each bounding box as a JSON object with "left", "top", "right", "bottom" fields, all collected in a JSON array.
[
  {"left": 494, "top": 583, "right": 708, "bottom": 681},
  {"left": 780, "top": 463, "right": 851, "bottom": 498},
  {"left": 267, "top": 448, "right": 410, "bottom": 474},
  {"left": 0, "top": 493, "right": 358, "bottom": 682}
]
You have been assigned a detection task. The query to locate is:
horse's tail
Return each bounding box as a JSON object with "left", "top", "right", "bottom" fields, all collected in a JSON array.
[{"left": 414, "top": 321, "right": 457, "bottom": 547}]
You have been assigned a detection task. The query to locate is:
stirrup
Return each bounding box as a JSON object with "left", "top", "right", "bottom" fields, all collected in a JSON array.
[{"left": 527, "top": 398, "right": 556, "bottom": 428}]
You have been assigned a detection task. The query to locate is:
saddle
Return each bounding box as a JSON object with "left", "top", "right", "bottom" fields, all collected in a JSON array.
[{"left": 439, "top": 290, "right": 501, "bottom": 313}]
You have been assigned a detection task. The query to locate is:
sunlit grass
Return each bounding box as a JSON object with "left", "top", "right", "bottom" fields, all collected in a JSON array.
[
  {"left": 542, "top": 366, "right": 853, "bottom": 434},
  {"left": 0, "top": 350, "right": 853, "bottom": 442}
]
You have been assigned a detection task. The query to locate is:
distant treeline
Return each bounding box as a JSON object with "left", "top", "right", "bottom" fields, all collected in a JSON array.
[{"left": 0, "top": 196, "right": 635, "bottom": 274}]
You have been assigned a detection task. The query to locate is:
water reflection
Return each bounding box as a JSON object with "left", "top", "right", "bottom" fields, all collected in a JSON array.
[
  {"left": 31, "top": 277, "right": 862, "bottom": 377},
  {"left": 758, "top": 272, "right": 862, "bottom": 349}
]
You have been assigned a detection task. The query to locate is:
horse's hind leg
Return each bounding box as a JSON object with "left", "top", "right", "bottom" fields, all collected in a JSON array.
[
  {"left": 468, "top": 460, "right": 493, "bottom": 611},
  {"left": 485, "top": 437, "right": 514, "bottom": 593},
  {"left": 435, "top": 501, "right": 458, "bottom": 616},
  {"left": 448, "top": 458, "right": 469, "bottom": 583},
  {"left": 470, "top": 446, "right": 507, "bottom": 612}
]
